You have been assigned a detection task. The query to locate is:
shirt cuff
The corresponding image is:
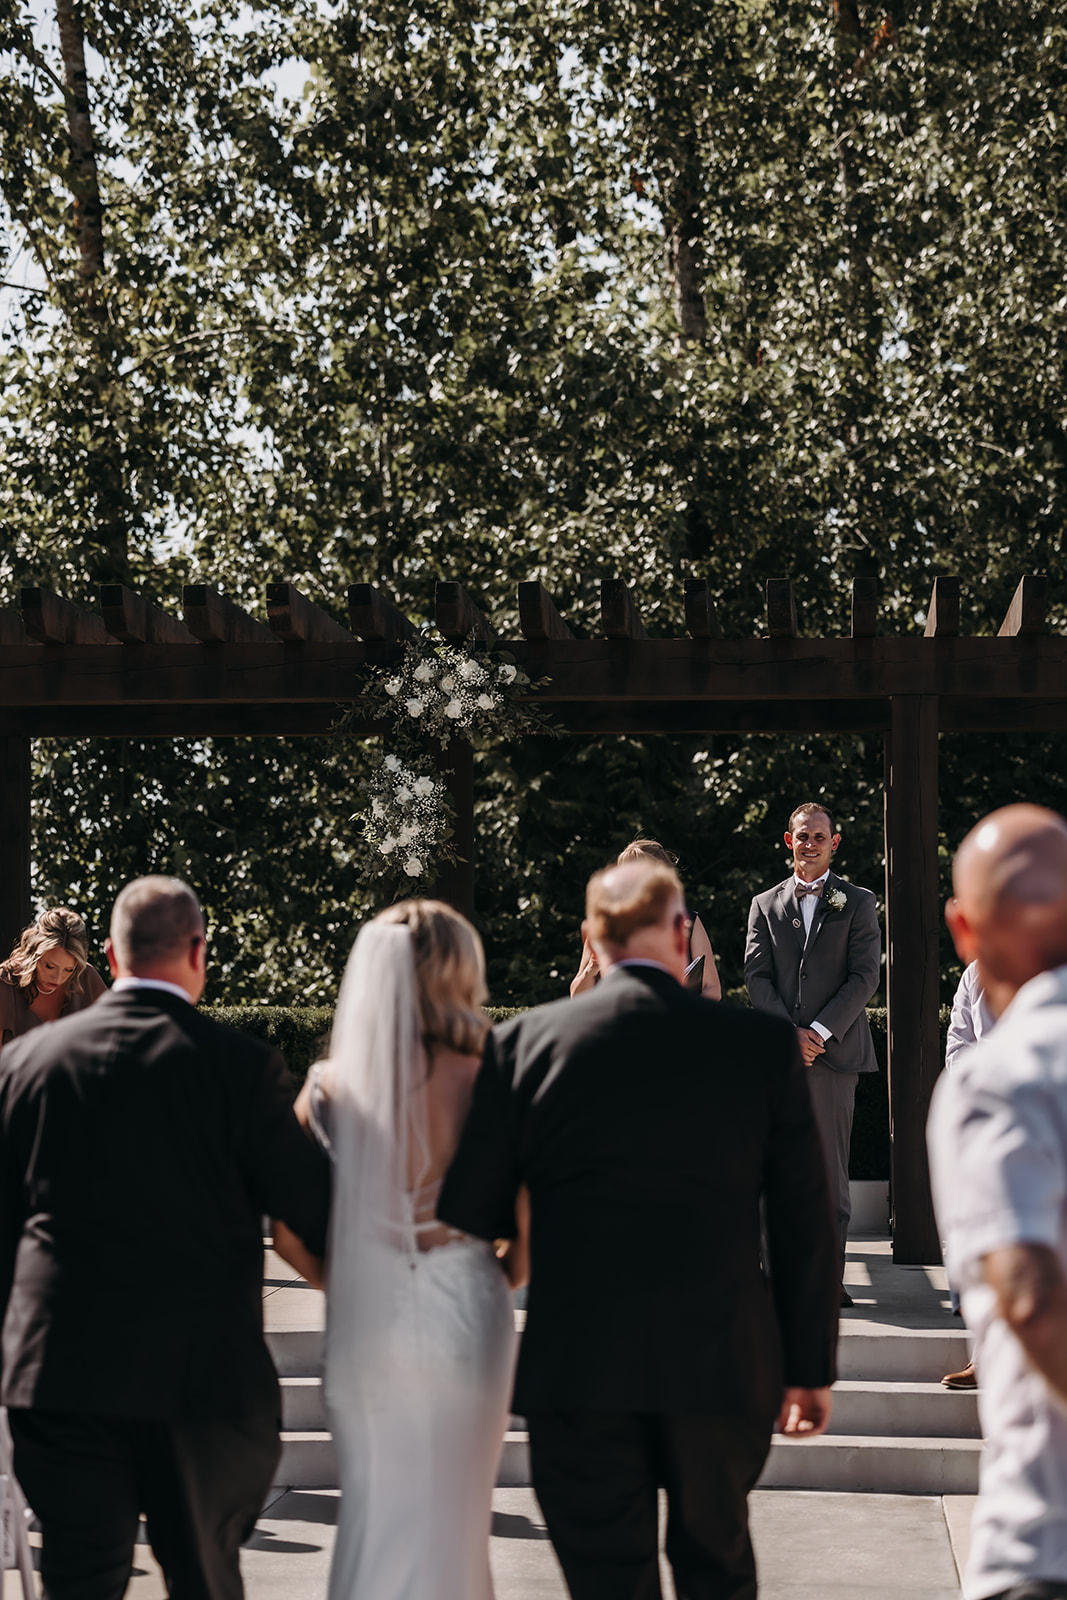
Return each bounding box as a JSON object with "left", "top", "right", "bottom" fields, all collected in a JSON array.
[{"left": 811, "top": 1021, "right": 832, "bottom": 1042}]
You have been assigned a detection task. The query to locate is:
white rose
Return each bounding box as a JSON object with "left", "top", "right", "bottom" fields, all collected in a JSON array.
[
  {"left": 445, "top": 699, "right": 463, "bottom": 718},
  {"left": 477, "top": 693, "right": 495, "bottom": 710},
  {"left": 406, "top": 698, "right": 424, "bottom": 717},
  {"left": 441, "top": 675, "right": 456, "bottom": 691},
  {"left": 398, "top": 825, "right": 416, "bottom": 846},
  {"left": 380, "top": 836, "right": 397, "bottom": 855},
  {"left": 396, "top": 786, "right": 411, "bottom": 805},
  {"left": 459, "top": 659, "right": 485, "bottom": 683},
  {"left": 371, "top": 798, "right": 386, "bottom": 818},
  {"left": 404, "top": 857, "right": 423, "bottom": 877},
  {"left": 413, "top": 661, "right": 434, "bottom": 683},
  {"left": 414, "top": 776, "right": 435, "bottom": 798},
  {"left": 385, "top": 678, "right": 402, "bottom": 696},
  {"left": 384, "top": 754, "right": 401, "bottom": 772},
  {"left": 498, "top": 663, "right": 517, "bottom": 684}
]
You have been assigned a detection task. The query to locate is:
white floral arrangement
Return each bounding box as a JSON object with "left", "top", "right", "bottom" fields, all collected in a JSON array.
[
  {"left": 341, "top": 634, "right": 550, "bottom": 892},
  {"left": 825, "top": 886, "right": 848, "bottom": 912}
]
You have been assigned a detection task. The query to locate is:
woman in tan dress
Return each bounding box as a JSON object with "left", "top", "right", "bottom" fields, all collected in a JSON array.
[{"left": 0, "top": 906, "right": 107, "bottom": 1051}]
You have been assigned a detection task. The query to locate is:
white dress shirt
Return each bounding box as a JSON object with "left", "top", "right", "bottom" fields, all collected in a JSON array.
[
  {"left": 928, "top": 966, "right": 1067, "bottom": 1599},
  {"left": 794, "top": 872, "right": 832, "bottom": 1041}
]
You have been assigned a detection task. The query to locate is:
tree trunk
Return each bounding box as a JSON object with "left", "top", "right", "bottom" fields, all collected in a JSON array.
[
  {"left": 667, "top": 195, "right": 707, "bottom": 347},
  {"left": 55, "top": 0, "right": 103, "bottom": 279}
]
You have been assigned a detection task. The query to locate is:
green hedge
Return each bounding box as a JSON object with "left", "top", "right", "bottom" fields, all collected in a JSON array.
[{"left": 204, "top": 1001, "right": 954, "bottom": 1182}]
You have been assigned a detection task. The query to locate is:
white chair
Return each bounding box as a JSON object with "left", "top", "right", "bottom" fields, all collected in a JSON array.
[{"left": 0, "top": 1409, "right": 35, "bottom": 1598}]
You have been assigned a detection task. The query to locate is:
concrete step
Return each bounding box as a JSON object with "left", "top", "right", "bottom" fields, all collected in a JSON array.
[
  {"left": 266, "top": 1327, "right": 323, "bottom": 1377},
  {"left": 828, "top": 1379, "right": 979, "bottom": 1438},
  {"left": 281, "top": 1376, "right": 326, "bottom": 1431},
  {"left": 276, "top": 1426, "right": 983, "bottom": 1496},
  {"left": 759, "top": 1433, "right": 982, "bottom": 1495},
  {"left": 268, "top": 1324, "right": 973, "bottom": 1388},
  {"left": 836, "top": 1326, "right": 971, "bottom": 1383}
]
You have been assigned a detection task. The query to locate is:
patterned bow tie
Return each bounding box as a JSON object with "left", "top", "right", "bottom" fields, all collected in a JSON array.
[{"left": 796, "top": 882, "right": 823, "bottom": 899}]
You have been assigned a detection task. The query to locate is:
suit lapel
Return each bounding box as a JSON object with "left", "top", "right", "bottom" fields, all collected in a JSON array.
[
  {"left": 804, "top": 873, "right": 839, "bottom": 952},
  {"left": 776, "top": 880, "right": 806, "bottom": 952}
]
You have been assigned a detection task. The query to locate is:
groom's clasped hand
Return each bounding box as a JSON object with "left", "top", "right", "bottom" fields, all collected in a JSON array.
[{"left": 0, "top": 846, "right": 841, "bottom": 1600}]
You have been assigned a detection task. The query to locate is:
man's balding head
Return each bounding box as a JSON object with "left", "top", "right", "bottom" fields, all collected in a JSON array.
[
  {"left": 948, "top": 805, "right": 1067, "bottom": 1015},
  {"left": 584, "top": 860, "right": 689, "bottom": 984},
  {"left": 106, "top": 877, "right": 207, "bottom": 1003}
]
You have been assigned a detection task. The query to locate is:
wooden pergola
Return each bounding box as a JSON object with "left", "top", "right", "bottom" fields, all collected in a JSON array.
[{"left": 0, "top": 569, "right": 1056, "bottom": 1262}]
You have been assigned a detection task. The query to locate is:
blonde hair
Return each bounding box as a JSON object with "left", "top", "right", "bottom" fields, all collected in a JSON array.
[
  {"left": 0, "top": 907, "right": 91, "bottom": 998},
  {"left": 585, "top": 862, "right": 683, "bottom": 949},
  {"left": 617, "top": 838, "right": 678, "bottom": 870},
  {"left": 375, "top": 900, "right": 489, "bottom": 1057}
]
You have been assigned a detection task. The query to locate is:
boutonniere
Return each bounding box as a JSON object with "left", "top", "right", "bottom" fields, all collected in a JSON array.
[{"left": 825, "top": 887, "right": 847, "bottom": 912}]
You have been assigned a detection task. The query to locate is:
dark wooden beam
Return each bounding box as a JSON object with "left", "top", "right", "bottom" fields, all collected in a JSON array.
[
  {"left": 266, "top": 584, "right": 354, "bottom": 643},
  {"left": 0, "top": 705, "right": 375, "bottom": 738},
  {"left": 766, "top": 579, "right": 797, "bottom": 638},
  {"left": 429, "top": 741, "right": 474, "bottom": 920},
  {"left": 8, "top": 638, "right": 1067, "bottom": 710},
  {"left": 884, "top": 695, "right": 942, "bottom": 1264},
  {"left": 552, "top": 700, "right": 892, "bottom": 735},
  {"left": 998, "top": 575, "right": 1047, "bottom": 638},
  {"left": 0, "top": 610, "right": 29, "bottom": 646},
  {"left": 852, "top": 578, "right": 879, "bottom": 638},
  {"left": 924, "top": 576, "right": 960, "bottom": 638},
  {"left": 182, "top": 585, "right": 275, "bottom": 644},
  {"left": 435, "top": 581, "right": 497, "bottom": 647},
  {"left": 99, "top": 585, "right": 198, "bottom": 644},
  {"left": 518, "top": 581, "right": 573, "bottom": 641},
  {"left": 21, "top": 588, "right": 112, "bottom": 645},
  {"left": 940, "top": 697, "right": 1067, "bottom": 732},
  {"left": 0, "top": 736, "right": 32, "bottom": 956},
  {"left": 601, "top": 579, "right": 648, "bottom": 640},
  {"left": 684, "top": 579, "right": 723, "bottom": 640},
  {"left": 347, "top": 583, "right": 417, "bottom": 643}
]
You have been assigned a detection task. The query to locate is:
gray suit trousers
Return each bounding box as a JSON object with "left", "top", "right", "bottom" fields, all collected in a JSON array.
[{"left": 805, "top": 1061, "right": 858, "bottom": 1285}]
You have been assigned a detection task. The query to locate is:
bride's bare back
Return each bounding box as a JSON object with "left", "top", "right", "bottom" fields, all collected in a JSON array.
[{"left": 406, "top": 1046, "right": 482, "bottom": 1248}]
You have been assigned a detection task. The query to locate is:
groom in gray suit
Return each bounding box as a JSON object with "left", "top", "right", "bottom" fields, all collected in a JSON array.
[{"left": 745, "top": 802, "right": 881, "bottom": 1305}]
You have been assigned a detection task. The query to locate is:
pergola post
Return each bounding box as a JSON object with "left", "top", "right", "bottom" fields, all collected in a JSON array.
[
  {"left": 884, "top": 695, "right": 942, "bottom": 1263},
  {"left": 430, "top": 741, "right": 475, "bottom": 922},
  {"left": 0, "top": 735, "right": 32, "bottom": 954}
]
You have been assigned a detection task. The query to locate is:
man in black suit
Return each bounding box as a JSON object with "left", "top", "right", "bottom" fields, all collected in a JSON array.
[
  {"left": 439, "top": 860, "right": 838, "bottom": 1600},
  {"left": 0, "top": 876, "right": 330, "bottom": 1600}
]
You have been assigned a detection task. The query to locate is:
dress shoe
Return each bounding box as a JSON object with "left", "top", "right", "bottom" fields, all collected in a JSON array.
[
  {"left": 840, "top": 1289, "right": 854, "bottom": 1309},
  {"left": 942, "top": 1358, "right": 977, "bottom": 1390}
]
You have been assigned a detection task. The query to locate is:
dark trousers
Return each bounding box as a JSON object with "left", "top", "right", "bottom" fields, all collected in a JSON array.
[
  {"left": 805, "top": 1061, "right": 858, "bottom": 1285},
  {"left": 7, "top": 1408, "right": 280, "bottom": 1600},
  {"left": 527, "top": 1410, "right": 772, "bottom": 1600}
]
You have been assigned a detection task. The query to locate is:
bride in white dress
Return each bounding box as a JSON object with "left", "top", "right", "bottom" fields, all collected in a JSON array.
[{"left": 274, "top": 901, "right": 525, "bottom": 1600}]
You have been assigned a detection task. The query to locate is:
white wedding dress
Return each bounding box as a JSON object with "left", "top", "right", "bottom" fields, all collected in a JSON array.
[{"left": 312, "top": 923, "right": 516, "bottom": 1600}]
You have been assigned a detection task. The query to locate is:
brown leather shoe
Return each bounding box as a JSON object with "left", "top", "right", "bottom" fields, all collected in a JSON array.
[{"left": 942, "top": 1358, "right": 977, "bottom": 1390}]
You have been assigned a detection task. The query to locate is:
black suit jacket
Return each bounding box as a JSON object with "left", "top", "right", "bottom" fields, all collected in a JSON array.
[
  {"left": 0, "top": 986, "right": 330, "bottom": 1421},
  {"left": 438, "top": 965, "right": 838, "bottom": 1419}
]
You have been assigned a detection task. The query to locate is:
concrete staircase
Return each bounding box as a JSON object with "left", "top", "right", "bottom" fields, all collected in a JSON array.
[{"left": 265, "top": 1236, "right": 981, "bottom": 1497}]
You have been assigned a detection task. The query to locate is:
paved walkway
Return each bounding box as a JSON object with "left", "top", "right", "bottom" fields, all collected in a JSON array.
[{"left": 4, "top": 1485, "right": 974, "bottom": 1599}]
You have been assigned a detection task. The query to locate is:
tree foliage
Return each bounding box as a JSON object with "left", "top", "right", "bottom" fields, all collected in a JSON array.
[{"left": 1, "top": 0, "right": 1064, "bottom": 1002}]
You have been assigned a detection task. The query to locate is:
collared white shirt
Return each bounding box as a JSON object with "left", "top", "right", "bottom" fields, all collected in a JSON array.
[
  {"left": 793, "top": 870, "right": 830, "bottom": 934},
  {"left": 112, "top": 976, "right": 195, "bottom": 1005},
  {"left": 928, "top": 965, "right": 1067, "bottom": 1599},
  {"left": 793, "top": 872, "right": 832, "bottom": 1041}
]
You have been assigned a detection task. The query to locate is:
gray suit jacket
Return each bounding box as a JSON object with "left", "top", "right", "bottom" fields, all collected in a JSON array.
[{"left": 744, "top": 872, "right": 881, "bottom": 1075}]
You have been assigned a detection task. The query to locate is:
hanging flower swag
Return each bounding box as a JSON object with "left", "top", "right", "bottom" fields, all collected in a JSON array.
[{"left": 339, "top": 634, "right": 551, "bottom": 891}]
